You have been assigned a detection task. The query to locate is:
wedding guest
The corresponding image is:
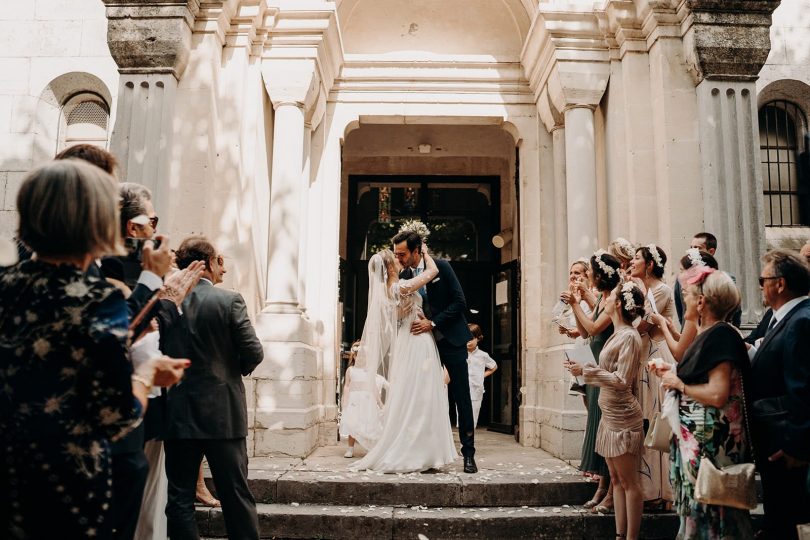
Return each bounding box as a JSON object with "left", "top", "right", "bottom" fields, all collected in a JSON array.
[
  {"left": 557, "top": 259, "right": 594, "bottom": 340},
  {"left": 56, "top": 142, "right": 118, "bottom": 174},
  {"left": 628, "top": 244, "right": 674, "bottom": 509},
  {"left": 652, "top": 269, "right": 754, "bottom": 539},
  {"left": 466, "top": 323, "right": 497, "bottom": 428},
  {"left": 339, "top": 340, "right": 389, "bottom": 458},
  {"left": 566, "top": 281, "right": 646, "bottom": 540},
  {"left": 163, "top": 236, "right": 264, "bottom": 540},
  {"left": 608, "top": 237, "right": 636, "bottom": 277},
  {"left": 651, "top": 249, "right": 716, "bottom": 362},
  {"left": 0, "top": 160, "right": 176, "bottom": 540},
  {"left": 748, "top": 250, "right": 810, "bottom": 540},
  {"left": 561, "top": 250, "right": 622, "bottom": 513}
]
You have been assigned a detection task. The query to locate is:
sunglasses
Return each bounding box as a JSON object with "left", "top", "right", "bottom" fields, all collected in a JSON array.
[
  {"left": 758, "top": 275, "right": 782, "bottom": 287},
  {"left": 148, "top": 216, "right": 159, "bottom": 229}
]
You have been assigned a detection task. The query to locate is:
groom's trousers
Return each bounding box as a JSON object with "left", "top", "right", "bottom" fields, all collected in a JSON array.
[{"left": 439, "top": 341, "right": 475, "bottom": 458}]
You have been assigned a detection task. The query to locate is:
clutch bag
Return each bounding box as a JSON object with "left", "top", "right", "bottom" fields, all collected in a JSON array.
[
  {"left": 694, "top": 456, "right": 757, "bottom": 510},
  {"left": 644, "top": 411, "right": 672, "bottom": 453}
]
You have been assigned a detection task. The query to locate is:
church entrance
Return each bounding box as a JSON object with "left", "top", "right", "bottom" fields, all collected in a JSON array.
[{"left": 340, "top": 174, "right": 520, "bottom": 433}]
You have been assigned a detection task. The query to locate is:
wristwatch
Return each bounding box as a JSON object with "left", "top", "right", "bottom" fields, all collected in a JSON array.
[{"left": 430, "top": 321, "right": 436, "bottom": 328}]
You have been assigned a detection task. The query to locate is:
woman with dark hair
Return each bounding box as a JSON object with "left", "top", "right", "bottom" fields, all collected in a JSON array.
[
  {"left": 566, "top": 281, "right": 646, "bottom": 540},
  {"left": 561, "top": 250, "right": 622, "bottom": 513},
  {"left": 629, "top": 244, "right": 674, "bottom": 509}
]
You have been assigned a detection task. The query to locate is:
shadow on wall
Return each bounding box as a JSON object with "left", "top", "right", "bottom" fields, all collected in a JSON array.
[{"left": 0, "top": 72, "right": 114, "bottom": 240}]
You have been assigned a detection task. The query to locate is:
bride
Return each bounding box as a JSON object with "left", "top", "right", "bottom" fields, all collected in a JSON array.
[{"left": 349, "top": 246, "right": 457, "bottom": 473}]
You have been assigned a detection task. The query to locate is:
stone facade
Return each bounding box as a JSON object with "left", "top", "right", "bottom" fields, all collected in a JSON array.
[{"left": 1, "top": 0, "right": 808, "bottom": 459}]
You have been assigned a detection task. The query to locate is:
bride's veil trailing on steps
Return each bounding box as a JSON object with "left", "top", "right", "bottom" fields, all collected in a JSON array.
[{"left": 351, "top": 250, "right": 398, "bottom": 450}]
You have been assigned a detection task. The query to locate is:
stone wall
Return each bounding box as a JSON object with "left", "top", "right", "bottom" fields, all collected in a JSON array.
[{"left": 0, "top": 0, "right": 119, "bottom": 239}]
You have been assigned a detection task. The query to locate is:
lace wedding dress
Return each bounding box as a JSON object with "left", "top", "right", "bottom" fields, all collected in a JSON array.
[{"left": 350, "top": 280, "right": 457, "bottom": 473}]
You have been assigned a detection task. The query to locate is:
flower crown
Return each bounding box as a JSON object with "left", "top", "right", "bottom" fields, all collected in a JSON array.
[
  {"left": 593, "top": 250, "right": 616, "bottom": 277},
  {"left": 398, "top": 219, "right": 431, "bottom": 240},
  {"left": 615, "top": 237, "right": 635, "bottom": 259},
  {"left": 621, "top": 281, "right": 637, "bottom": 312},
  {"left": 646, "top": 244, "right": 664, "bottom": 268},
  {"left": 685, "top": 248, "right": 705, "bottom": 269}
]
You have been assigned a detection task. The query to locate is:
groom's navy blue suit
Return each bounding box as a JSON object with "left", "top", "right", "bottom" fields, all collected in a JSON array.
[{"left": 402, "top": 259, "right": 475, "bottom": 458}]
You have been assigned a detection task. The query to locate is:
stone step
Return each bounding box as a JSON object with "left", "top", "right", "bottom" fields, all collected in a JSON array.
[
  {"left": 196, "top": 503, "right": 683, "bottom": 540},
  {"left": 220, "top": 468, "right": 596, "bottom": 508}
]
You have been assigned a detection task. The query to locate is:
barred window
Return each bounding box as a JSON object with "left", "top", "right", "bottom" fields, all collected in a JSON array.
[
  {"left": 58, "top": 92, "right": 110, "bottom": 151},
  {"left": 759, "top": 100, "right": 809, "bottom": 226}
]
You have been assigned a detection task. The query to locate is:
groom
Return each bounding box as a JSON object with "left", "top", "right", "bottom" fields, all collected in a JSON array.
[{"left": 392, "top": 230, "right": 477, "bottom": 473}]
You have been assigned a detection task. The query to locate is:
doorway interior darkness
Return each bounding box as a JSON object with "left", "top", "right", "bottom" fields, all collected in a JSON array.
[{"left": 340, "top": 175, "right": 518, "bottom": 432}]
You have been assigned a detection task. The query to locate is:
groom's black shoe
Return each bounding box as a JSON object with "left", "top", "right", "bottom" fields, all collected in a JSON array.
[{"left": 463, "top": 456, "right": 477, "bottom": 474}]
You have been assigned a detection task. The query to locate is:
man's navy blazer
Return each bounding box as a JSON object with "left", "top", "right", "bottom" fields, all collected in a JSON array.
[{"left": 750, "top": 298, "right": 810, "bottom": 460}]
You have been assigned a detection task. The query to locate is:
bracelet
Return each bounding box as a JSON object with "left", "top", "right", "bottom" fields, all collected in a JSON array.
[
  {"left": 681, "top": 382, "right": 687, "bottom": 395},
  {"left": 131, "top": 374, "right": 153, "bottom": 393}
]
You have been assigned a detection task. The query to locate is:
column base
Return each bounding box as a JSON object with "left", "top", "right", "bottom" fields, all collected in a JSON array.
[{"left": 249, "top": 309, "right": 322, "bottom": 457}]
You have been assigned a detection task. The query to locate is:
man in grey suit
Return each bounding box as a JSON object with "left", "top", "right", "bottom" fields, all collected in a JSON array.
[{"left": 163, "top": 236, "right": 264, "bottom": 540}]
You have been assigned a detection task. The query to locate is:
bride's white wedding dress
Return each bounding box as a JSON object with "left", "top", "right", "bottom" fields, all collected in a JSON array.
[{"left": 350, "top": 281, "right": 457, "bottom": 473}]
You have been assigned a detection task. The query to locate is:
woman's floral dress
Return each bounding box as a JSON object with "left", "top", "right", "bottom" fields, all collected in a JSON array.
[{"left": 670, "top": 355, "right": 754, "bottom": 539}]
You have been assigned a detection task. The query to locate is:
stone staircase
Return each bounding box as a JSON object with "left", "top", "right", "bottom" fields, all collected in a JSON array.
[{"left": 196, "top": 431, "right": 703, "bottom": 539}]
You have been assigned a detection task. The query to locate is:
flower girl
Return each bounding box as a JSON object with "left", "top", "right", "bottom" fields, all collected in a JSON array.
[{"left": 340, "top": 341, "right": 390, "bottom": 458}]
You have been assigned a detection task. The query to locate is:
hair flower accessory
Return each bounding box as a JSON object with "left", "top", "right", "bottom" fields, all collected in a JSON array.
[
  {"left": 647, "top": 244, "right": 664, "bottom": 268},
  {"left": 593, "top": 250, "right": 616, "bottom": 277},
  {"left": 616, "top": 237, "right": 635, "bottom": 259},
  {"left": 686, "top": 248, "right": 705, "bottom": 268},
  {"left": 686, "top": 265, "right": 715, "bottom": 286},
  {"left": 621, "top": 281, "right": 637, "bottom": 311},
  {"left": 398, "top": 219, "right": 431, "bottom": 240}
]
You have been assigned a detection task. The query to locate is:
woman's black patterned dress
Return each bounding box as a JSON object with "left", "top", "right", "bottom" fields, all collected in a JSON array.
[{"left": 0, "top": 260, "right": 142, "bottom": 539}]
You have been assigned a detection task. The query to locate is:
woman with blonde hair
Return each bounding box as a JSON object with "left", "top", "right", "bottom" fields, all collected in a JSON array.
[
  {"left": 0, "top": 160, "right": 184, "bottom": 539},
  {"left": 651, "top": 269, "right": 754, "bottom": 539},
  {"left": 608, "top": 238, "right": 636, "bottom": 277}
]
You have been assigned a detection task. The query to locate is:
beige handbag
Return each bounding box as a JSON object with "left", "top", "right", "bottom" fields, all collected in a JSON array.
[
  {"left": 694, "top": 372, "right": 757, "bottom": 510},
  {"left": 644, "top": 411, "right": 672, "bottom": 453},
  {"left": 694, "top": 457, "right": 757, "bottom": 510}
]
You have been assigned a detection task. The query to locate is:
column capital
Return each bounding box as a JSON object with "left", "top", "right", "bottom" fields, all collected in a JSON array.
[
  {"left": 682, "top": 0, "right": 781, "bottom": 83},
  {"left": 522, "top": 5, "right": 611, "bottom": 113},
  {"left": 102, "top": 0, "right": 199, "bottom": 79}
]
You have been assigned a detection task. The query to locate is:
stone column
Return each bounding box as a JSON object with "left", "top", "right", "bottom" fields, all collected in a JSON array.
[
  {"left": 563, "top": 106, "right": 599, "bottom": 260},
  {"left": 102, "top": 0, "right": 194, "bottom": 214},
  {"left": 266, "top": 102, "right": 306, "bottom": 314},
  {"left": 551, "top": 127, "right": 568, "bottom": 289},
  {"left": 684, "top": 1, "right": 781, "bottom": 324}
]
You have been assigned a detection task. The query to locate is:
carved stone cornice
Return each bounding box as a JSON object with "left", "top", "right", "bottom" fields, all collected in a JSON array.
[
  {"left": 598, "top": 1, "right": 646, "bottom": 59},
  {"left": 102, "top": 0, "right": 201, "bottom": 78},
  {"left": 682, "top": 0, "right": 781, "bottom": 82},
  {"left": 259, "top": 6, "right": 343, "bottom": 130},
  {"left": 521, "top": 5, "right": 611, "bottom": 110}
]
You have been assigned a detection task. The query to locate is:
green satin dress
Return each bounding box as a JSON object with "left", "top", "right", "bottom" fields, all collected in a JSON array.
[{"left": 579, "top": 295, "right": 613, "bottom": 476}]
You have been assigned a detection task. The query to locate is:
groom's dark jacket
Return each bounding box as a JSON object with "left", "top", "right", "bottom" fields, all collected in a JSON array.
[{"left": 402, "top": 259, "right": 472, "bottom": 348}]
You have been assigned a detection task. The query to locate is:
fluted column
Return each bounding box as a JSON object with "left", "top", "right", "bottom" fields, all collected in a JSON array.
[
  {"left": 102, "top": 0, "right": 194, "bottom": 214},
  {"left": 684, "top": 1, "right": 780, "bottom": 324},
  {"left": 564, "top": 106, "right": 599, "bottom": 260}
]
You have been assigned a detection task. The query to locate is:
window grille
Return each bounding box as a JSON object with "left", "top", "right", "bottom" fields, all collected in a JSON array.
[
  {"left": 65, "top": 100, "right": 108, "bottom": 130},
  {"left": 759, "top": 100, "right": 809, "bottom": 226}
]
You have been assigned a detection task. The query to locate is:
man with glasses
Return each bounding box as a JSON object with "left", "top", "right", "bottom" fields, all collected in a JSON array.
[
  {"left": 163, "top": 236, "right": 263, "bottom": 540},
  {"left": 749, "top": 249, "right": 810, "bottom": 540}
]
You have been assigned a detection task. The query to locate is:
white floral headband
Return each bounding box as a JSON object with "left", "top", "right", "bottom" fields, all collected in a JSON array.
[
  {"left": 593, "top": 250, "right": 617, "bottom": 277},
  {"left": 621, "top": 281, "right": 637, "bottom": 311},
  {"left": 646, "top": 244, "right": 664, "bottom": 268},
  {"left": 686, "top": 248, "right": 705, "bottom": 268},
  {"left": 615, "top": 237, "right": 635, "bottom": 259}
]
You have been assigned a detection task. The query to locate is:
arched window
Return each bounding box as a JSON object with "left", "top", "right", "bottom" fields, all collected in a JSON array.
[
  {"left": 58, "top": 92, "right": 110, "bottom": 150},
  {"left": 758, "top": 100, "right": 809, "bottom": 226}
]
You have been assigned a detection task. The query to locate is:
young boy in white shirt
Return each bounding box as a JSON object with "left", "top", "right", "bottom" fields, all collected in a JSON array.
[{"left": 466, "top": 323, "right": 498, "bottom": 428}]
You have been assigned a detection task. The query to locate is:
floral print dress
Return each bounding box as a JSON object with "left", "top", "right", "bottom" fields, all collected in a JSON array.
[
  {"left": 670, "top": 324, "right": 754, "bottom": 540},
  {"left": 0, "top": 260, "right": 142, "bottom": 539}
]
